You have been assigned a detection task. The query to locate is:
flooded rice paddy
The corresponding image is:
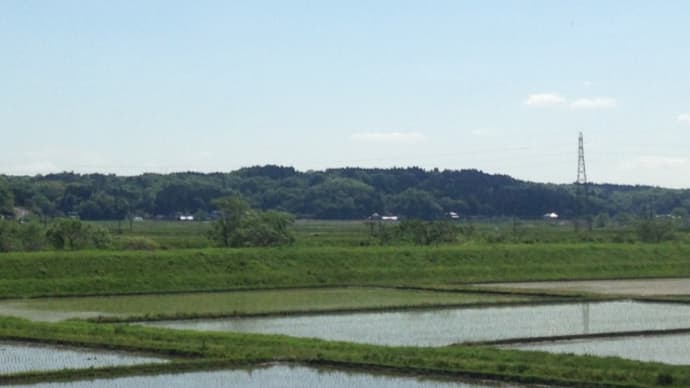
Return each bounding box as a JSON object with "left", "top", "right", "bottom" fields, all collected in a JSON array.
[
  {"left": 143, "top": 300, "right": 690, "bottom": 346},
  {"left": 23, "top": 364, "right": 520, "bottom": 387},
  {"left": 0, "top": 288, "right": 530, "bottom": 322},
  {"left": 0, "top": 341, "right": 166, "bottom": 375},
  {"left": 512, "top": 333, "right": 690, "bottom": 365}
]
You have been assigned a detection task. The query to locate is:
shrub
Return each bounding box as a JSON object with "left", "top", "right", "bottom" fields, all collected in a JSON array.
[
  {"left": 117, "top": 236, "right": 160, "bottom": 250},
  {"left": 18, "top": 222, "right": 48, "bottom": 251},
  {"left": 0, "top": 221, "right": 48, "bottom": 252},
  {"left": 90, "top": 226, "right": 113, "bottom": 249},
  {"left": 392, "top": 220, "right": 459, "bottom": 245},
  {"left": 46, "top": 218, "right": 113, "bottom": 250},
  {"left": 0, "top": 220, "right": 21, "bottom": 252},
  {"left": 656, "top": 372, "right": 673, "bottom": 385},
  {"left": 209, "top": 195, "right": 295, "bottom": 247},
  {"left": 635, "top": 218, "right": 676, "bottom": 243}
]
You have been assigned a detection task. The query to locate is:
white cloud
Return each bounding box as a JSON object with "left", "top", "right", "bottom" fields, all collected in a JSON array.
[
  {"left": 350, "top": 132, "right": 426, "bottom": 144},
  {"left": 570, "top": 97, "right": 617, "bottom": 110},
  {"left": 524, "top": 93, "right": 566, "bottom": 108},
  {"left": 678, "top": 113, "right": 690, "bottom": 124},
  {"left": 524, "top": 92, "right": 618, "bottom": 111}
]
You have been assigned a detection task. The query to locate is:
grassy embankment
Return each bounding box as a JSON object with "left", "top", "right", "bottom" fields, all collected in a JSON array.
[
  {"left": 0, "top": 316, "right": 688, "bottom": 387},
  {"left": 1, "top": 244, "right": 689, "bottom": 299}
]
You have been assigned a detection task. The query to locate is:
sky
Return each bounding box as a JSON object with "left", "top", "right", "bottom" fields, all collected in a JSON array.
[{"left": 1, "top": 1, "right": 690, "bottom": 188}]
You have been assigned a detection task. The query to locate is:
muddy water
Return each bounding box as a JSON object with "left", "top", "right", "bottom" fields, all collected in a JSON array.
[
  {"left": 513, "top": 333, "right": 690, "bottom": 365},
  {"left": 25, "top": 364, "right": 520, "bottom": 387},
  {"left": 144, "top": 301, "right": 690, "bottom": 346},
  {"left": 0, "top": 341, "right": 166, "bottom": 375}
]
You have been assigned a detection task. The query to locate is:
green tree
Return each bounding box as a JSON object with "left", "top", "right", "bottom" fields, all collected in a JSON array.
[
  {"left": 0, "top": 221, "right": 48, "bottom": 252},
  {"left": 46, "top": 218, "right": 112, "bottom": 250},
  {"left": 6, "top": 166, "right": 690, "bottom": 221},
  {"left": 47, "top": 219, "right": 86, "bottom": 249},
  {"left": 0, "top": 220, "right": 20, "bottom": 252},
  {"left": 18, "top": 222, "right": 48, "bottom": 251},
  {"left": 614, "top": 212, "right": 634, "bottom": 227},
  {"left": 635, "top": 217, "right": 676, "bottom": 243},
  {"left": 387, "top": 189, "right": 442, "bottom": 220},
  {"left": 209, "top": 196, "right": 250, "bottom": 247},
  {"left": 304, "top": 178, "right": 381, "bottom": 219},
  {"left": 0, "top": 177, "right": 14, "bottom": 217},
  {"left": 239, "top": 211, "right": 295, "bottom": 246},
  {"left": 594, "top": 212, "right": 610, "bottom": 228},
  {"left": 671, "top": 207, "right": 688, "bottom": 227},
  {"left": 209, "top": 195, "right": 294, "bottom": 247}
]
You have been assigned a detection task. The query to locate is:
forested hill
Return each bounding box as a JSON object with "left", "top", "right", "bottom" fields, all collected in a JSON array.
[{"left": 1, "top": 165, "right": 689, "bottom": 220}]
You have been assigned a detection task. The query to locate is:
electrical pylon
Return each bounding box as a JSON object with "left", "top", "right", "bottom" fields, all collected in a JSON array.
[{"left": 575, "top": 132, "right": 590, "bottom": 231}]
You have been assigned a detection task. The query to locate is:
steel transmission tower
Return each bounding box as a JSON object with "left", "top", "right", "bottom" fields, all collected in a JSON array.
[
  {"left": 577, "top": 132, "right": 587, "bottom": 187},
  {"left": 575, "top": 132, "right": 590, "bottom": 230}
]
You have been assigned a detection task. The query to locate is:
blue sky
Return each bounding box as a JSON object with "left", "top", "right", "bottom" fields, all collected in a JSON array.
[{"left": 2, "top": 1, "right": 690, "bottom": 187}]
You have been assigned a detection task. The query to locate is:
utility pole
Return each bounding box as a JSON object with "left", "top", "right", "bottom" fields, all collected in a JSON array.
[{"left": 575, "top": 132, "right": 590, "bottom": 231}]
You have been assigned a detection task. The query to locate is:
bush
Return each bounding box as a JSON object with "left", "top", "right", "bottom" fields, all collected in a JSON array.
[
  {"left": 209, "top": 196, "right": 295, "bottom": 247},
  {"left": 46, "top": 218, "right": 113, "bottom": 250},
  {"left": 392, "top": 220, "right": 459, "bottom": 245},
  {"left": 656, "top": 372, "right": 673, "bottom": 385},
  {"left": 483, "top": 231, "right": 506, "bottom": 244},
  {"left": 0, "top": 221, "right": 48, "bottom": 252},
  {"left": 635, "top": 218, "right": 676, "bottom": 243},
  {"left": 18, "top": 222, "right": 48, "bottom": 251},
  {"left": 90, "top": 226, "right": 113, "bottom": 249},
  {"left": 117, "top": 236, "right": 160, "bottom": 250},
  {"left": 0, "top": 221, "right": 21, "bottom": 252}
]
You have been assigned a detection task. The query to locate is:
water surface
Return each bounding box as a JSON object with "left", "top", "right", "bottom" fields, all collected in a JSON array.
[
  {"left": 513, "top": 333, "right": 690, "bottom": 365},
  {"left": 0, "top": 287, "right": 527, "bottom": 322},
  {"left": 0, "top": 341, "right": 166, "bottom": 375},
  {"left": 25, "top": 364, "right": 520, "bottom": 387},
  {"left": 145, "top": 301, "right": 690, "bottom": 346}
]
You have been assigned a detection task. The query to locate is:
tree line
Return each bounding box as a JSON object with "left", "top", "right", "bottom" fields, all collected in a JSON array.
[{"left": 1, "top": 165, "right": 689, "bottom": 221}]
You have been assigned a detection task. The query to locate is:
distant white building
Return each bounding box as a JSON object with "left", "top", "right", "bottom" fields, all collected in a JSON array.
[
  {"left": 447, "top": 211, "right": 460, "bottom": 220},
  {"left": 178, "top": 215, "right": 195, "bottom": 221},
  {"left": 543, "top": 212, "right": 559, "bottom": 220},
  {"left": 381, "top": 215, "right": 399, "bottom": 221}
]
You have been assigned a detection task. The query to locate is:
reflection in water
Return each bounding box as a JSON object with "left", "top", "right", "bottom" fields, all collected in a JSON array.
[
  {"left": 582, "top": 303, "right": 590, "bottom": 334},
  {"left": 514, "top": 333, "right": 690, "bottom": 365},
  {"left": 0, "top": 342, "right": 166, "bottom": 375},
  {"left": 27, "top": 364, "right": 521, "bottom": 387},
  {"left": 145, "top": 301, "right": 690, "bottom": 346}
]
